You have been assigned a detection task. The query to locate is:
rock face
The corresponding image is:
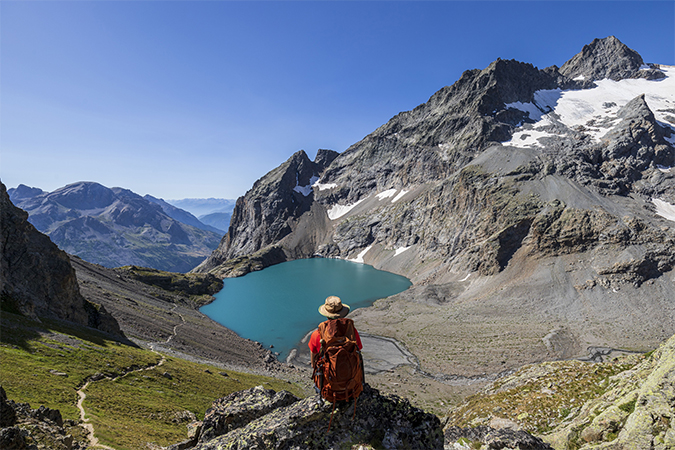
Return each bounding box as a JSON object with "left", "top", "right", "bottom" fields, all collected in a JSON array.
[
  {"left": 170, "top": 384, "right": 442, "bottom": 450},
  {"left": 0, "top": 181, "right": 120, "bottom": 334},
  {"left": 194, "top": 149, "right": 338, "bottom": 277},
  {"left": 8, "top": 181, "right": 222, "bottom": 272},
  {"left": 544, "top": 333, "right": 675, "bottom": 450},
  {"left": 193, "top": 36, "right": 675, "bottom": 380}
]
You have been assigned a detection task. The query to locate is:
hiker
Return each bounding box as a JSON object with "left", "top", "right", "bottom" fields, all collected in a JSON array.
[
  {"left": 310, "top": 295, "right": 365, "bottom": 429},
  {"left": 309, "top": 295, "right": 364, "bottom": 396}
]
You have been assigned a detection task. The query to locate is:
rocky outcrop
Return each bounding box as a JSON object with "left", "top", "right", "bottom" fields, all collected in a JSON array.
[
  {"left": 445, "top": 425, "right": 553, "bottom": 450},
  {"left": 8, "top": 181, "right": 222, "bottom": 272},
  {"left": 440, "top": 334, "right": 675, "bottom": 449},
  {"left": 171, "top": 384, "right": 442, "bottom": 450},
  {"left": 1, "top": 181, "right": 120, "bottom": 334},
  {"left": 194, "top": 149, "right": 338, "bottom": 276},
  {"left": 116, "top": 266, "right": 223, "bottom": 298},
  {"left": 544, "top": 334, "right": 675, "bottom": 449},
  {"left": 0, "top": 386, "right": 86, "bottom": 450}
]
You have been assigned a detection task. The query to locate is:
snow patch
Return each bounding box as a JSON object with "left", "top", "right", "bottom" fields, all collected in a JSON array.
[
  {"left": 506, "top": 66, "right": 675, "bottom": 146},
  {"left": 665, "top": 134, "right": 675, "bottom": 146},
  {"left": 459, "top": 273, "right": 471, "bottom": 282},
  {"left": 327, "top": 198, "right": 366, "bottom": 220},
  {"left": 349, "top": 245, "right": 372, "bottom": 263},
  {"left": 506, "top": 116, "right": 560, "bottom": 148},
  {"left": 505, "top": 101, "right": 545, "bottom": 122},
  {"left": 312, "top": 178, "right": 338, "bottom": 190},
  {"left": 657, "top": 165, "right": 673, "bottom": 173},
  {"left": 394, "top": 246, "right": 410, "bottom": 256},
  {"left": 392, "top": 190, "right": 409, "bottom": 203},
  {"left": 376, "top": 189, "right": 397, "bottom": 201},
  {"left": 653, "top": 198, "right": 675, "bottom": 222},
  {"left": 505, "top": 89, "right": 561, "bottom": 122},
  {"left": 293, "top": 175, "right": 319, "bottom": 196},
  {"left": 552, "top": 67, "right": 675, "bottom": 141},
  {"left": 293, "top": 176, "right": 318, "bottom": 196}
]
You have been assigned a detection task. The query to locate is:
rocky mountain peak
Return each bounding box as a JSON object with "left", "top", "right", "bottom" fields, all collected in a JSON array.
[
  {"left": 7, "top": 184, "right": 45, "bottom": 202},
  {"left": 313, "top": 148, "right": 339, "bottom": 170},
  {"left": 47, "top": 181, "right": 116, "bottom": 210},
  {"left": 474, "top": 58, "right": 562, "bottom": 111},
  {"left": 194, "top": 149, "right": 337, "bottom": 275},
  {"left": 560, "top": 35, "right": 644, "bottom": 82},
  {"left": 9, "top": 182, "right": 223, "bottom": 272}
]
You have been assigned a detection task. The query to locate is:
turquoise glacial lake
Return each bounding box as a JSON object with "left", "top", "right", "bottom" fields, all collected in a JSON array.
[{"left": 200, "top": 258, "right": 411, "bottom": 360}]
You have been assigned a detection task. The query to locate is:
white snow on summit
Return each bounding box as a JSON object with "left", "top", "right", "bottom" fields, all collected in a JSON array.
[{"left": 506, "top": 65, "right": 675, "bottom": 149}]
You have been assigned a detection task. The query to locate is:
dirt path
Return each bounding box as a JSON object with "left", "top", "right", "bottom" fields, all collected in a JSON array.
[{"left": 75, "top": 308, "right": 186, "bottom": 449}]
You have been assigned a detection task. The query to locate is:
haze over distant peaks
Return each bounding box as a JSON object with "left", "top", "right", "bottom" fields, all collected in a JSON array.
[{"left": 166, "top": 198, "right": 236, "bottom": 218}]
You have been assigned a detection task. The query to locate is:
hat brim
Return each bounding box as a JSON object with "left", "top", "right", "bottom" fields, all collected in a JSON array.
[{"left": 318, "top": 303, "right": 350, "bottom": 319}]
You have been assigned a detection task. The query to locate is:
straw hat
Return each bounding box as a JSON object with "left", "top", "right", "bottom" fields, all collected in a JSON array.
[{"left": 318, "top": 296, "right": 350, "bottom": 319}]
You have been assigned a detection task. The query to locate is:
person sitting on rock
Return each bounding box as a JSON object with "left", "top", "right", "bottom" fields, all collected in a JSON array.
[
  {"left": 309, "top": 296, "right": 363, "bottom": 369},
  {"left": 310, "top": 296, "right": 365, "bottom": 409}
]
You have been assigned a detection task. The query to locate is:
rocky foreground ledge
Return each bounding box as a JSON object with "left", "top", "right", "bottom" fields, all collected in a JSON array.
[
  {"left": 168, "top": 384, "right": 554, "bottom": 450},
  {"left": 169, "top": 384, "right": 443, "bottom": 449}
]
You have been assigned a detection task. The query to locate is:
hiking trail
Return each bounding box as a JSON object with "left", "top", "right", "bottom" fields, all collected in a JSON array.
[{"left": 75, "top": 306, "right": 186, "bottom": 449}]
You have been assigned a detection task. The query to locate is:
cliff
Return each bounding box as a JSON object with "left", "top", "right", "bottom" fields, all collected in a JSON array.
[{"left": 0, "top": 181, "right": 120, "bottom": 334}]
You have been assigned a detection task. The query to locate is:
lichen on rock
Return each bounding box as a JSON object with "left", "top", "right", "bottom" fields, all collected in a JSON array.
[{"left": 175, "top": 384, "right": 442, "bottom": 450}]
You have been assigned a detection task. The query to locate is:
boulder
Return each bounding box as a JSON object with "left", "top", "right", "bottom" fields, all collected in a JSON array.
[{"left": 178, "top": 384, "right": 442, "bottom": 450}]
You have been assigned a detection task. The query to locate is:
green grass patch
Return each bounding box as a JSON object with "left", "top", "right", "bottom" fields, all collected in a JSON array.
[
  {"left": 1, "top": 313, "right": 160, "bottom": 419},
  {"left": 618, "top": 398, "right": 636, "bottom": 414},
  {"left": 85, "top": 356, "right": 303, "bottom": 450},
  {"left": 0, "top": 312, "right": 306, "bottom": 450}
]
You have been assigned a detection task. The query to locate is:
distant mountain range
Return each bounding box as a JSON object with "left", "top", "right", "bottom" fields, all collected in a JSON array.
[
  {"left": 166, "top": 198, "right": 236, "bottom": 217},
  {"left": 8, "top": 182, "right": 224, "bottom": 272},
  {"left": 166, "top": 198, "right": 236, "bottom": 234}
]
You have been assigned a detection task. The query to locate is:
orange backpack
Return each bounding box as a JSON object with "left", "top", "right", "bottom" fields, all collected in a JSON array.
[{"left": 312, "top": 317, "right": 364, "bottom": 404}]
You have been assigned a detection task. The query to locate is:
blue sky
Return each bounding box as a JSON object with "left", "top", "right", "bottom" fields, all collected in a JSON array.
[{"left": 2, "top": 1, "right": 674, "bottom": 200}]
